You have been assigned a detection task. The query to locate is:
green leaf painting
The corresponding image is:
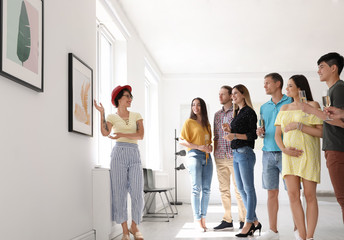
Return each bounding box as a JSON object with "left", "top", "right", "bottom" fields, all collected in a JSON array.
[{"left": 17, "top": 0, "right": 31, "bottom": 65}]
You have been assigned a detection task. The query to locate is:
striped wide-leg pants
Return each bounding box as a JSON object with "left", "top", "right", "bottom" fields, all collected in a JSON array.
[{"left": 109, "top": 142, "right": 144, "bottom": 224}]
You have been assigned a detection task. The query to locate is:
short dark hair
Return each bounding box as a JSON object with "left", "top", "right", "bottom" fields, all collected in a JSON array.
[
  {"left": 265, "top": 72, "right": 284, "bottom": 89},
  {"left": 114, "top": 89, "right": 132, "bottom": 107},
  {"left": 289, "top": 75, "right": 314, "bottom": 101},
  {"left": 317, "top": 52, "right": 344, "bottom": 75},
  {"left": 221, "top": 85, "right": 232, "bottom": 95}
]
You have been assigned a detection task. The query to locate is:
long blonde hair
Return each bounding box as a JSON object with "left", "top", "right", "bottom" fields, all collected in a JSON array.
[{"left": 232, "top": 84, "right": 254, "bottom": 117}]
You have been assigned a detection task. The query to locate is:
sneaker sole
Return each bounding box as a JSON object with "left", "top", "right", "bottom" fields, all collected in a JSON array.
[{"left": 213, "top": 227, "right": 234, "bottom": 231}]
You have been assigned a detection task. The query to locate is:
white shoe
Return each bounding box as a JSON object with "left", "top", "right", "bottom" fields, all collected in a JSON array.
[
  {"left": 257, "top": 229, "right": 279, "bottom": 240},
  {"left": 294, "top": 229, "right": 301, "bottom": 240}
]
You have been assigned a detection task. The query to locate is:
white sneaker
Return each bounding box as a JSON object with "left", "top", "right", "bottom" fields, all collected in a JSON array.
[
  {"left": 294, "top": 229, "right": 301, "bottom": 240},
  {"left": 257, "top": 229, "right": 279, "bottom": 240}
]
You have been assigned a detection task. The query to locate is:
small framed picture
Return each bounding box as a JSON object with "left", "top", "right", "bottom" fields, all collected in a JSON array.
[
  {"left": 0, "top": 0, "right": 44, "bottom": 91},
  {"left": 68, "top": 53, "right": 93, "bottom": 137}
]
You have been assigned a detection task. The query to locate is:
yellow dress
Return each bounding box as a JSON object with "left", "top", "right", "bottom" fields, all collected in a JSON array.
[{"left": 275, "top": 110, "right": 323, "bottom": 183}]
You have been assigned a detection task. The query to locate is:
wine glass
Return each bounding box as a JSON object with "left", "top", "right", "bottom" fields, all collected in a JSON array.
[
  {"left": 223, "top": 115, "right": 228, "bottom": 124},
  {"left": 222, "top": 115, "right": 230, "bottom": 133},
  {"left": 322, "top": 90, "right": 332, "bottom": 121},
  {"left": 258, "top": 114, "right": 265, "bottom": 138},
  {"left": 299, "top": 90, "right": 308, "bottom": 117}
]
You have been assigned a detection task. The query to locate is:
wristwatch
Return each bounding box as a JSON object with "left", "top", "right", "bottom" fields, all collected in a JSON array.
[{"left": 233, "top": 133, "right": 237, "bottom": 140}]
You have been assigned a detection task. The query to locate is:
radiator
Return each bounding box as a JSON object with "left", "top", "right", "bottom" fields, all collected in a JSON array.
[
  {"left": 93, "top": 168, "right": 122, "bottom": 240},
  {"left": 155, "top": 171, "right": 170, "bottom": 188},
  {"left": 72, "top": 230, "right": 95, "bottom": 240}
]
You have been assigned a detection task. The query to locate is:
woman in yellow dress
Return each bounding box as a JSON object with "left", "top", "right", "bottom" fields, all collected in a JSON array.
[{"left": 274, "top": 75, "right": 323, "bottom": 240}]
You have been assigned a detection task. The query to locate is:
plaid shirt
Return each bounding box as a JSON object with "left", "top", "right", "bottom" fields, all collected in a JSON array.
[{"left": 213, "top": 106, "right": 234, "bottom": 159}]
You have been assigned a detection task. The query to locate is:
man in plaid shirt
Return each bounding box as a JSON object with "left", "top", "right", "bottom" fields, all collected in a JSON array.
[{"left": 213, "top": 86, "right": 246, "bottom": 230}]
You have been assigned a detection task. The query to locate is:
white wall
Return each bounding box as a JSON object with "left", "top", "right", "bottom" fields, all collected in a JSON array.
[
  {"left": 0, "top": 0, "right": 96, "bottom": 239},
  {"left": 161, "top": 72, "right": 334, "bottom": 205}
]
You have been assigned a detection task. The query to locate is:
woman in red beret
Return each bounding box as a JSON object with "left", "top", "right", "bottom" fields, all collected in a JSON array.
[{"left": 94, "top": 85, "right": 144, "bottom": 240}]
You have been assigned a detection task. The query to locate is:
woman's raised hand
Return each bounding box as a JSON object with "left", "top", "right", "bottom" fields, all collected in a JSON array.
[{"left": 94, "top": 100, "right": 104, "bottom": 114}]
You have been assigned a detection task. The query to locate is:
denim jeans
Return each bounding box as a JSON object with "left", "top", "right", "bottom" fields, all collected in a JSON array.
[
  {"left": 262, "top": 151, "right": 283, "bottom": 190},
  {"left": 187, "top": 149, "right": 213, "bottom": 220},
  {"left": 233, "top": 146, "right": 257, "bottom": 223}
]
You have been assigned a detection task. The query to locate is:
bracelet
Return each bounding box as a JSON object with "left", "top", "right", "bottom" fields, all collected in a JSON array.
[{"left": 297, "top": 122, "right": 303, "bottom": 131}]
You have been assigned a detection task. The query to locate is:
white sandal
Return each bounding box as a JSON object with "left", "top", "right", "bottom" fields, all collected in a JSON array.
[{"left": 129, "top": 228, "right": 144, "bottom": 240}]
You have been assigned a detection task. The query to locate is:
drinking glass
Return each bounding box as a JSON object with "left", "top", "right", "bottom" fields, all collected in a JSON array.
[
  {"left": 223, "top": 115, "right": 228, "bottom": 124},
  {"left": 258, "top": 114, "right": 265, "bottom": 137},
  {"left": 222, "top": 115, "right": 230, "bottom": 133},
  {"left": 322, "top": 90, "right": 332, "bottom": 121},
  {"left": 299, "top": 90, "right": 308, "bottom": 117}
]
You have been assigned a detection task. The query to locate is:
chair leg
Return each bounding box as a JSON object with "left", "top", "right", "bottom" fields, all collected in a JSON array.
[
  {"left": 143, "top": 192, "right": 155, "bottom": 214},
  {"left": 143, "top": 192, "right": 149, "bottom": 213},
  {"left": 164, "top": 191, "right": 176, "bottom": 215},
  {"left": 146, "top": 192, "right": 156, "bottom": 213},
  {"left": 158, "top": 192, "right": 170, "bottom": 222},
  {"left": 143, "top": 191, "right": 176, "bottom": 222}
]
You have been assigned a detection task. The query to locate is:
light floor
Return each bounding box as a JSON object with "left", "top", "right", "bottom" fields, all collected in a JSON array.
[{"left": 113, "top": 197, "right": 343, "bottom": 240}]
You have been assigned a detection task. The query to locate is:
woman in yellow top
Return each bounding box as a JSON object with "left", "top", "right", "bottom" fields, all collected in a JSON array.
[
  {"left": 275, "top": 75, "right": 323, "bottom": 240},
  {"left": 94, "top": 85, "right": 144, "bottom": 240},
  {"left": 180, "top": 97, "right": 213, "bottom": 232}
]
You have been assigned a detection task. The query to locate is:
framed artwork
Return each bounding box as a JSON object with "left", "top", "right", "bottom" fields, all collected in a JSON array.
[
  {"left": 0, "top": 0, "right": 44, "bottom": 92},
  {"left": 68, "top": 53, "right": 93, "bottom": 137}
]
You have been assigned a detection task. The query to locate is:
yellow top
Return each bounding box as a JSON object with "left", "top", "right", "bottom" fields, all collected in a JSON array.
[
  {"left": 180, "top": 118, "right": 212, "bottom": 152},
  {"left": 106, "top": 112, "right": 142, "bottom": 144},
  {"left": 275, "top": 110, "right": 323, "bottom": 183}
]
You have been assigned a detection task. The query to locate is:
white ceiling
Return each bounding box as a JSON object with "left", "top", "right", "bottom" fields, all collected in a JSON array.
[{"left": 116, "top": 0, "right": 344, "bottom": 75}]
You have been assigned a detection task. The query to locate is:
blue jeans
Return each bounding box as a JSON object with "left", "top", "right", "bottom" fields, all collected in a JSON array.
[
  {"left": 187, "top": 149, "right": 213, "bottom": 220},
  {"left": 233, "top": 146, "right": 257, "bottom": 223}
]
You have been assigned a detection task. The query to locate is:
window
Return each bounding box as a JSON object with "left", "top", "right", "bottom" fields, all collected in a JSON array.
[
  {"left": 96, "top": 23, "right": 115, "bottom": 168},
  {"left": 144, "top": 59, "right": 160, "bottom": 170},
  {"left": 96, "top": 0, "right": 128, "bottom": 167}
]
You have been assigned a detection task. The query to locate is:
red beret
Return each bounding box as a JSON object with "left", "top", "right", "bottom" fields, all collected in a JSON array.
[{"left": 111, "top": 85, "right": 132, "bottom": 107}]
